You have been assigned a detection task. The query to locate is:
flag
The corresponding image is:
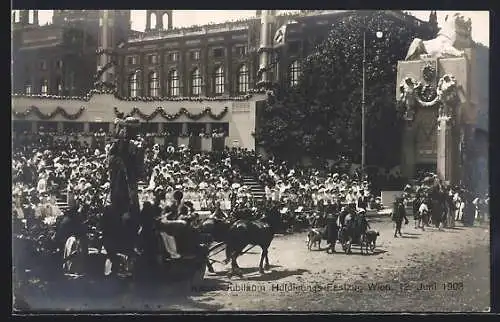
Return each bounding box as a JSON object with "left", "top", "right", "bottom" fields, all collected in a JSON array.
[{"left": 273, "top": 24, "right": 287, "bottom": 48}]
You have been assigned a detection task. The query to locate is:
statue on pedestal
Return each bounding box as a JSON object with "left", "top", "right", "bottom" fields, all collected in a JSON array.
[{"left": 405, "top": 13, "right": 471, "bottom": 61}]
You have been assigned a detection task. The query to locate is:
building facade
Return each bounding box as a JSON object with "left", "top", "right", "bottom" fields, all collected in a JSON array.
[{"left": 13, "top": 10, "right": 445, "bottom": 154}]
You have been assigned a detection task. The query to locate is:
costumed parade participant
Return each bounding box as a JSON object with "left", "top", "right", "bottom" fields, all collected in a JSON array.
[{"left": 101, "top": 116, "right": 145, "bottom": 276}]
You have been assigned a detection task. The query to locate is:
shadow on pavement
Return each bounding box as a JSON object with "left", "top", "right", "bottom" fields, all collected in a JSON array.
[
  {"left": 244, "top": 268, "right": 310, "bottom": 282},
  {"left": 401, "top": 235, "right": 420, "bottom": 239}
]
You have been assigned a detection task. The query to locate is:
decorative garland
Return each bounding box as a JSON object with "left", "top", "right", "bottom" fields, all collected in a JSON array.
[
  {"left": 114, "top": 106, "right": 229, "bottom": 121},
  {"left": 398, "top": 74, "right": 461, "bottom": 122},
  {"left": 12, "top": 106, "right": 85, "bottom": 120},
  {"left": 12, "top": 90, "right": 259, "bottom": 102}
]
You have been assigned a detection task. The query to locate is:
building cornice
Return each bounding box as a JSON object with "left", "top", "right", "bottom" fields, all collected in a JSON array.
[{"left": 12, "top": 88, "right": 268, "bottom": 102}]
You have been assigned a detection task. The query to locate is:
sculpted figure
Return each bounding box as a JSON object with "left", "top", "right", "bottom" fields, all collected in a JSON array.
[{"left": 405, "top": 13, "right": 469, "bottom": 60}]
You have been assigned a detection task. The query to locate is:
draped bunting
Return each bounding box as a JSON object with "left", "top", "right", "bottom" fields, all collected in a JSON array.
[
  {"left": 12, "top": 106, "right": 85, "bottom": 120},
  {"left": 12, "top": 87, "right": 266, "bottom": 102},
  {"left": 114, "top": 106, "right": 229, "bottom": 121}
]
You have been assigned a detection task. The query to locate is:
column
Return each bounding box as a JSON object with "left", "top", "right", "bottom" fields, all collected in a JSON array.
[
  {"left": 83, "top": 122, "right": 90, "bottom": 133},
  {"left": 158, "top": 122, "right": 164, "bottom": 134},
  {"left": 181, "top": 123, "right": 188, "bottom": 135},
  {"left": 108, "top": 122, "right": 114, "bottom": 135},
  {"left": 31, "top": 121, "right": 38, "bottom": 133},
  {"left": 401, "top": 122, "right": 416, "bottom": 179},
  {"left": 205, "top": 122, "right": 212, "bottom": 134},
  {"left": 436, "top": 116, "right": 453, "bottom": 183},
  {"left": 57, "top": 122, "right": 64, "bottom": 133}
]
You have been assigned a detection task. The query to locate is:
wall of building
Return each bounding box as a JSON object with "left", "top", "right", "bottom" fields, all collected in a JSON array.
[{"left": 12, "top": 93, "right": 264, "bottom": 150}]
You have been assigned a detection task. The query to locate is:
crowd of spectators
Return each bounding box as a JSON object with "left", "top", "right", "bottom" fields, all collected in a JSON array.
[
  {"left": 231, "top": 149, "right": 377, "bottom": 215},
  {"left": 11, "top": 131, "right": 241, "bottom": 236}
]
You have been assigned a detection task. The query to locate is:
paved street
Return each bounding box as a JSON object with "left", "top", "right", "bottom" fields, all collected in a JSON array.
[{"left": 15, "top": 214, "right": 490, "bottom": 312}]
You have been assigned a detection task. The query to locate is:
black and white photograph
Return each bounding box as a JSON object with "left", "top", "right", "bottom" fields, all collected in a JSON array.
[{"left": 11, "top": 9, "right": 490, "bottom": 312}]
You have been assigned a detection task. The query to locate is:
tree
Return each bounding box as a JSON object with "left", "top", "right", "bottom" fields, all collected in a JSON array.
[{"left": 255, "top": 11, "right": 436, "bottom": 168}]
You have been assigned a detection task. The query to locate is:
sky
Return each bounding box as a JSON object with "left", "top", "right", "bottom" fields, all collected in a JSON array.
[{"left": 32, "top": 10, "right": 490, "bottom": 46}]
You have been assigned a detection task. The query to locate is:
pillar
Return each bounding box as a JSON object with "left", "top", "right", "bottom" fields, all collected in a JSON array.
[
  {"left": 436, "top": 116, "right": 459, "bottom": 184},
  {"left": 258, "top": 10, "right": 276, "bottom": 86},
  {"left": 31, "top": 121, "right": 38, "bottom": 133},
  {"left": 83, "top": 122, "right": 90, "bottom": 133},
  {"left": 57, "top": 122, "right": 64, "bottom": 133},
  {"left": 33, "top": 10, "right": 39, "bottom": 25},
  {"left": 158, "top": 122, "right": 164, "bottom": 134},
  {"left": 108, "top": 122, "right": 114, "bottom": 134},
  {"left": 205, "top": 123, "right": 212, "bottom": 134},
  {"left": 181, "top": 123, "right": 188, "bottom": 135},
  {"left": 401, "top": 122, "right": 417, "bottom": 179}
]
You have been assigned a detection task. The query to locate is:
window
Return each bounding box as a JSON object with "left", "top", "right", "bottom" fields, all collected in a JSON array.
[
  {"left": 127, "top": 56, "right": 137, "bottom": 65},
  {"left": 289, "top": 60, "right": 301, "bottom": 87},
  {"left": 214, "top": 66, "right": 225, "bottom": 95},
  {"left": 24, "top": 83, "right": 32, "bottom": 95},
  {"left": 168, "top": 52, "right": 179, "bottom": 62},
  {"left": 40, "top": 60, "right": 47, "bottom": 70},
  {"left": 147, "top": 54, "right": 158, "bottom": 64},
  {"left": 56, "top": 78, "right": 63, "bottom": 95},
  {"left": 191, "top": 68, "right": 202, "bottom": 96},
  {"left": 190, "top": 50, "right": 200, "bottom": 61},
  {"left": 148, "top": 71, "right": 159, "bottom": 97},
  {"left": 40, "top": 79, "right": 48, "bottom": 95},
  {"left": 213, "top": 48, "right": 224, "bottom": 58},
  {"left": 129, "top": 71, "right": 140, "bottom": 97},
  {"left": 168, "top": 70, "right": 180, "bottom": 97},
  {"left": 237, "top": 65, "right": 249, "bottom": 93},
  {"left": 236, "top": 46, "right": 247, "bottom": 56}
]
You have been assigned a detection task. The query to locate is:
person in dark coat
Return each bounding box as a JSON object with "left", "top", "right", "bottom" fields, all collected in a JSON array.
[{"left": 392, "top": 197, "right": 409, "bottom": 237}]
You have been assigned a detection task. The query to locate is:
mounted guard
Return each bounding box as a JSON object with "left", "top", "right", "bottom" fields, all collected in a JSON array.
[{"left": 102, "top": 116, "right": 145, "bottom": 276}]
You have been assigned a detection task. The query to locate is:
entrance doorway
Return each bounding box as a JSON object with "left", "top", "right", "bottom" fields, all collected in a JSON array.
[{"left": 415, "top": 162, "right": 436, "bottom": 180}]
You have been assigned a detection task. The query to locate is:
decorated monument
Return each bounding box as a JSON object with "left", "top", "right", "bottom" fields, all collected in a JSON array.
[{"left": 396, "top": 13, "right": 480, "bottom": 188}]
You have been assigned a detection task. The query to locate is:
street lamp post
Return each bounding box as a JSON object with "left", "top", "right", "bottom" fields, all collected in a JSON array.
[
  {"left": 361, "top": 29, "right": 383, "bottom": 173},
  {"left": 361, "top": 30, "right": 366, "bottom": 172}
]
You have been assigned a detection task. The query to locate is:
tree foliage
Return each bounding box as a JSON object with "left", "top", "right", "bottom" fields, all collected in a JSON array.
[{"left": 256, "top": 11, "right": 436, "bottom": 168}]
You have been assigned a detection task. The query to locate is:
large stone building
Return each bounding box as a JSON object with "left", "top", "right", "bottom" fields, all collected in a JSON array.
[{"left": 12, "top": 10, "right": 438, "bottom": 98}]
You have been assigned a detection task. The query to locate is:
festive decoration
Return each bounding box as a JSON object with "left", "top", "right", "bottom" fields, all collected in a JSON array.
[
  {"left": 398, "top": 74, "right": 460, "bottom": 119},
  {"left": 12, "top": 91, "right": 256, "bottom": 102},
  {"left": 113, "top": 106, "right": 229, "bottom": 121},
  {"left": 12, "top": 106, "right": 85, "bottom": 120},
  {"left": 421, "top": 63, "right": 436, "bottom": 83}
]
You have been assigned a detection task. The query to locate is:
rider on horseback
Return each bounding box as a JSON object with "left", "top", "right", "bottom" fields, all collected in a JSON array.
[{"left": 102, "top": 116, "right": 144, "bottom": 276}]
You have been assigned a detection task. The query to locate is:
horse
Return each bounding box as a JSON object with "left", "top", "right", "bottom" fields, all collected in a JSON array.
[
  {"left": 224, "top": 206, "right": 282, "bottom": 277},
  {"left": 405, "top": 13, "right": 467, "bottom": 60},
  {"left": 198, "top": 216, "right": 232, "bottom": 273}
]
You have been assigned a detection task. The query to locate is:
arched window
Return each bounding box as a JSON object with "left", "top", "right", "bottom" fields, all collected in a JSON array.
[
  {"left": 40, "top": 79, "right": 48, "bottom": 95},
  {"left": 214, "top": 66, "right": 225, "bottom": 95},
  {"left": 148, "top": 71, "right": 159, "bottom": 97},
  {"left": 169, "top": 70, "right": 180, "bottom": 97},
  {"left": 289, "top": 60, "right": 301, "bottom": 87},
  {"left": 129, "top": 71, "right": 140, "bottom": 97},
  {"left": 162, "top": 13, "right": 169, "bottom": 29},
  {"left": 150, "top": 12, "right": 157, "bottom": 29},
  {"left": 191, "top": 68, "right": 202, "bottom": 96},
  {"left": 237, "top": 64, "right": 249, "bottom": 94}
]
